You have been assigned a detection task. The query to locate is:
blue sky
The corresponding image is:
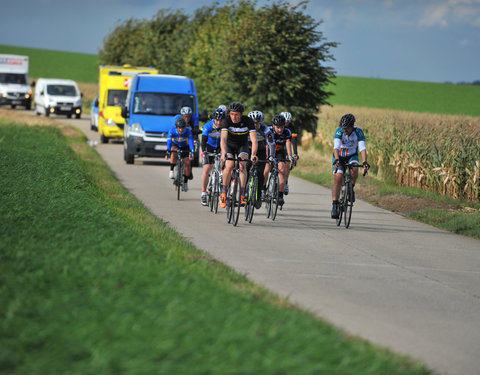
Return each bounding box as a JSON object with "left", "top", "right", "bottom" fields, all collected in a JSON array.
[{"left": 1, "top": 0, "right": 479, "bottom": 83}]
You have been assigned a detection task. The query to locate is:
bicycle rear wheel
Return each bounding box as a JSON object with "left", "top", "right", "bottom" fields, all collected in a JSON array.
[
  {"left": 270, "top": 173, "right": 279, "bottom": 221},
  {"left": 344, "top": 181, "right": 354, "bottom": 228}
]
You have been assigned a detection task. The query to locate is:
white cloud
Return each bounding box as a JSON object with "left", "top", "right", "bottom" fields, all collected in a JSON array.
[
  {"left": 419, "top": 0, "right": 480, "bottom": 27},
  {"left": 460, "top": 38, "right": 469, "bottom": 45}
]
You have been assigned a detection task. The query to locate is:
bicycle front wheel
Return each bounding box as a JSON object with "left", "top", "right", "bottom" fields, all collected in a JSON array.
[
  {"left": 176, "top": 159, "right": 183, "bottom": 200},
  {"left": 212, "top": 171, "right": 220, "bottom": 214},
  {"left": 270, "top": 173, "right": 279, "bottom": 221},
  {"left": 232, "top": 175, "right": 241, "bottom": 226},
  {"left": 265, "top": 175, "right": 273, "bottom": 218},
  {"left": 344, "top": 181, "right": 354, "bottom": 228},
  {"left": 336, "top": 186, "right": 344, "bottom": 226}
]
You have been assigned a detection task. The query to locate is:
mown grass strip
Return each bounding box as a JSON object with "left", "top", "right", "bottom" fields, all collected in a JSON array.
[{"left": 0, "top": 121, "right": 433, "bottom": 374}]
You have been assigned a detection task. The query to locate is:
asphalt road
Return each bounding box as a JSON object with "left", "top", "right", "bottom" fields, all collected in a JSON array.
[{"left": 63, "top": 115, "right": 479, "bottom": 375}]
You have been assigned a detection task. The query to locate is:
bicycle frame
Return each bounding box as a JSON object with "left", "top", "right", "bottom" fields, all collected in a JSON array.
[
  {"left": 225, "top": 157, "right": 243, "bottom": 226},
  {"left": 174, "top": 148, "right": 185, "bottom": 201},
  {"left": 335, "top": 162, "right": 366, "bottom": 228}
]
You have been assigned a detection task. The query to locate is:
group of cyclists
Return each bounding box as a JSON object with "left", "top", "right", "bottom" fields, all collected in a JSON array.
[{"left": 166, "top": 101, "right": 370, "bottom": 220}]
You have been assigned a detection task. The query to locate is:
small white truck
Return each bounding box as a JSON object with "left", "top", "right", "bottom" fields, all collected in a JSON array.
[{"left": 0, "top": 54, "right": 33, "bottom": 110}]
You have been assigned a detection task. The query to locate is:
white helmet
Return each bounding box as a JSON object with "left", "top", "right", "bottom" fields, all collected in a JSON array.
[
  {"left": 180, "top": 106, "right": 192, "bottom": 116},
  {"left": 280, "top": 111, "right": 292, "bottom": 122},
  {"left": 248, "top": 110, "right": 265, "bottom": 122}
]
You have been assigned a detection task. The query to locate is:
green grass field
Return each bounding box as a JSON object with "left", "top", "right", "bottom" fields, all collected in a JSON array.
[
  {"left": 0, "top": 44, "right": 99, "bottom": 83},
  {"left": 0, "top": 121, "right": 433, "bottom": 374},
  {"left": 327, "top": 76, "right": 480, "bottom": 117}
]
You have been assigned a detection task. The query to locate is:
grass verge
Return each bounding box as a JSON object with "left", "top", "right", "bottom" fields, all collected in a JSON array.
[{"left": 0, "top": 121, "right": 434, "bottom": 374}]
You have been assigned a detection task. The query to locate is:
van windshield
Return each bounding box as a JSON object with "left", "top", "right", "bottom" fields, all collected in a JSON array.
[
  {"left": 47, "top": 84, "right": 77, "bottom": 96},
  {"left": 133, "top": 93, "right": 196, "bottom": 116},
  {"left": 0, "top": 73, "right": 27, "bottom": 85},
  {"left": 108, "top": 90, "right": 127, "bottom": 107}
]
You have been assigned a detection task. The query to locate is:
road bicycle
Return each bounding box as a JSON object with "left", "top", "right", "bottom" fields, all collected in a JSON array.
[
  {"left": 173, "top": 148, "right": 186, "bottom": 201},
  {"left": 244, "top": 160, "right": 264, "bottom": 223},
  {"left": 205, "top": 152, "right": 222, "bottom": 214},
  {"left": 225, "top": 157, "right": 244, "bottom": 226},
  {"left": 335, "top": 162, "right": 368, "bottom": 228},
  {"left": 265, "top": 158, "right": 290, "bottom": 221}
]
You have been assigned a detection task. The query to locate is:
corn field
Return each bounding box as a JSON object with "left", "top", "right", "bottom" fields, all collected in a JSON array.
[{"left": 310, "top": 105, "right": 480, "bottom": 202}]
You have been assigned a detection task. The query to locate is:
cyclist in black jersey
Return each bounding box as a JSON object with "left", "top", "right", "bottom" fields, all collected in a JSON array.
[
  {"left": 267, "top": 114, "right": 293, "bottom": 206},
  {"left": 280, "top": 111, "right": 298, "bottom": 195},
  {"left": 247, "top": 110, "right": 275, "bottom": 208},
  {"left": 219, "top": 102, "right": 258, "bottom": 208}
]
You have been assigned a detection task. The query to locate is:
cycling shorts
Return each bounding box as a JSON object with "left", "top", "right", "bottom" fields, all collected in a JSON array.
[
  {"left": 332, "top": 154, "right": 359, "bottom": 174},
  {"left": 171, "top": 144, "right": 191, "bottom": 159},
  {"left": 226, "top": 140, "right": 249, "bottom": 159}
]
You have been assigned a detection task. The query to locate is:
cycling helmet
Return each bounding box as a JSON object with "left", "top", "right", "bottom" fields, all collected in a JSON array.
[
  {"left": 217, "top": 104, "right": 227, "bottom": 112},
  {"left": 180, "top": 106, "right": 192, "bottom": 116},
  {"left": 248, "top": 110, "right": 265, "bottom": 122},
  {"left": 175, "top": 117, "right": 187, "bottom": 128},
  {"left": 212, "top": 108, "right": 226, "bottom": 120},
  {"left": 340, "top": 113, "right": 356, "bottom": 129},
  {"left": 272, "top": 114, "right": 286, "bottom": 127},
  {"left": 280, "top": 111, "right": 292, "bottom": 122},
  {"left": 229, "top": 101, "right": 245, "bottom": 113}
]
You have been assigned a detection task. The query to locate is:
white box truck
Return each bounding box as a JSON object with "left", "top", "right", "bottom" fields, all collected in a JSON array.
[{"left": 0, "top": 54, "right": 33, "bottom": 110}]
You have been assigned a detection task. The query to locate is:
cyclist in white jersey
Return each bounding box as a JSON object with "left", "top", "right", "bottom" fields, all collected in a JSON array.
[{"left": 331, "top": 113, "right": 370, "bottom": 219}]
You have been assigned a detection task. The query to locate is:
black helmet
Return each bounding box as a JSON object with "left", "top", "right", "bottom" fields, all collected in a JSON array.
[
  {"left": 272, "top": 114, "right": 286, "bottom": 127},
  {"left": 229, "top": 102, "right": 245, "bottom": 113},
  {"left": 212, "top": 108, "right": 226, "bottom": 120},
  {"left": 175, "top": 117, "right": 187, "bottom": 128},
  {"left": 340, "top": 113, "right": 356, "bottom": 129}
]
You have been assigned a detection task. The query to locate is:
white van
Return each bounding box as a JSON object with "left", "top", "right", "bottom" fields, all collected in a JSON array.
[{"left": 34, "top": 78, "right": 82, "bottom": 118}]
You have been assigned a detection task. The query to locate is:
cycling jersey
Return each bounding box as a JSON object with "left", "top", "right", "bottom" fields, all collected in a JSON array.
[
  {"left": 221, "top": 115, "right": 256, "bottom": 145},
  {"left": 201, "top": 120, "right": 222, "bottom": 149},
  {"left": 167, "top": 126, "right": 194, "bottom": 151},
  {"left": 248, "top": 123, "right": 275, "bottom": 154},
  {"left": 333, "top": 126, "right": 366, "bottom": 158}
]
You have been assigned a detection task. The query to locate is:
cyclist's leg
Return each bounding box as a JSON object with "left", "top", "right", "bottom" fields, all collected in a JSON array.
[{"left": 331, "top": 156, "right": 345, "bottom": 218}]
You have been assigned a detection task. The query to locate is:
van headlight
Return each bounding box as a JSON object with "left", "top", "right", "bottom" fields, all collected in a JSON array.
[
  {"left": 106, "top": 118, "right": 116, "bottom": 126},
  {"left": 130, "top": 122, "right": 144, "bottom": 136}
]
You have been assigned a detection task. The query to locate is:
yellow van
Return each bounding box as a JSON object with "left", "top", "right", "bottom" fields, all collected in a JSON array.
[{"left": 98, "top": 65, "right": 158, "bottom": 143}]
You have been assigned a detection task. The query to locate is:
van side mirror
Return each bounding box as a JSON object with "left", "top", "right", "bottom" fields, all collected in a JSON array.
[
  {"left": 81, "top": 92, "right": 84, "bottom": 98},
  {"left": 121, "top": 106, "right": 128, "bottom": 118},
  {"left": 31, "top": 80, "right": 36, "bottom": 88}
]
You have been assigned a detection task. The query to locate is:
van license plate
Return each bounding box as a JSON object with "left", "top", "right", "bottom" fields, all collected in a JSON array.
[
  {"left": 154, "top": 145, "right": 167, "bottom": 151},
  {"left": 60, "top": 106, "right": 72, "bottom": 111}
]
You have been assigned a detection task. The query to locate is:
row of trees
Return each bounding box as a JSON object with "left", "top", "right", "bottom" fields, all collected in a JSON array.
[{"left": 99, "top": 0, "right": 337, "bottom": 136}]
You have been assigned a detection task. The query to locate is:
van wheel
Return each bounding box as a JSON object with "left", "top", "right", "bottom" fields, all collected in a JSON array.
[
  {"left": 100, "top": 134, "right": 109, "bottom": 144},
  {"left": 67, "top": 114, "right": 72, "bottom": 119},
  {"left": 124, "top": 146, "right": 134, "bottom": 164},
  {"left": 11, "top": 104, "right": 16, "bottom": 109},
  {"left": 75, "top": 113, "right": 81, "bottom": 119},
  {"left": 25, "top": 102, "right": 31, "bottom": 110}
]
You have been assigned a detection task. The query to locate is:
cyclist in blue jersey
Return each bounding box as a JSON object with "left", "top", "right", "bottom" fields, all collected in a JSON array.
[
  {"left": 166, "top": 117, "right": 195, "bottom": 192},
  {"left": 200, "top": 107, "right": 225, "bottom": 205},
  {"left": 331, "top": 113, "right": 370, "bottom": 218}
]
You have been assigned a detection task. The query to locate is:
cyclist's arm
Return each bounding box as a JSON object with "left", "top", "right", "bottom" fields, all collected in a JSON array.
[
  {"left": 250, "top": 130, "right": 258, "bottom": 160},
  {"left": 286, "top": 139, "right": 293, "bottom": 159},
  {"left": 166, "top": 131, "right": 173, "bottom": 152},
  {"left": 188, "top": 131, "right": 195, "bottom": 151},
  {"left": 220, "top": 130, "right": 228, "bottom": 160},
  {"left": 201, "top": 134, "right": 208, "bottom": 152}
]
